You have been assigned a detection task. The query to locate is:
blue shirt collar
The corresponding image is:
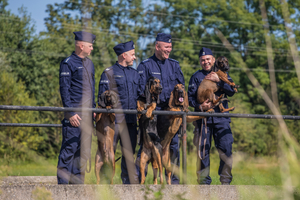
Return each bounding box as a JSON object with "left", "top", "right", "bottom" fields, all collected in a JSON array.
[
  {"left": 72, "top": 51, "right": 85, "bottom": 61},
  {"left": 152, "top": 54, "right": 166, "bottom": 64}
]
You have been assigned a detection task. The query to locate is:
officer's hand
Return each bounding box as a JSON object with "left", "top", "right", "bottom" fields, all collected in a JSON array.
[
  {"left": 69, "top": 114, "right": 82, "bottom": 127},
  {"left": 205, "top": 72, "right": 220, "bottom": 83},
  {"left": 200, "top": 99, "right": 212, "bottom": 111},
  {"left": 93, "top": 112, "right": 96, "bottom": 118}
]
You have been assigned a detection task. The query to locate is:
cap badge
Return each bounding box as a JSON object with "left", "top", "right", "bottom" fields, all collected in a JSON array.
[
  {"left": 169, "top": 39, "right": 171, "bottom": 42},
  {"left": 202, "top": 52, "right": 205, "bottom": 55}
]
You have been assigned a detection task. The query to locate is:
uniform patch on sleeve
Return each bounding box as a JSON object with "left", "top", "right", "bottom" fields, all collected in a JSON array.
[
  {"left": 188, "top": 84, "right": 195, "bottom": 88},
  {"left": 60, "top": 72, "right": 70, "bottom": 76},
  {"left": 114, "top": 75, "right": 123, "bottom": 78},
  {"left": 100, "top": 80, "right": 109, "bottom": 83},
  {"left": 152, "top": 72, "right": 161, "bottom": 75},
  {"left": 138, "top": 70, "right": 144, "bottom": 74}
]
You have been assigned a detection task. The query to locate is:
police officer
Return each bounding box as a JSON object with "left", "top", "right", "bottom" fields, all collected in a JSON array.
[
  {"left": 136, "top": 33, "right": 185, "bottom": 184},
  {"left": 98, "top": 41, "right": 139, "bottom": 184},
  {"left": 57, "top": 31, "right": 96, "bottom": 184},
  {"left": 188, "top": 47, "right": 235, "bottom": 185}
]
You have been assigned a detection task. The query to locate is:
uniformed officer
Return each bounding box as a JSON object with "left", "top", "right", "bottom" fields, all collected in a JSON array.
[
  {"left": 98, "top": 41, "right": 139, "bottom": 184},
  {"left": 57, "top": 31, "right": 96, "bottom": 184},
  {"left": 188, "top": 47, "right": 235, "bottom": 185},
  {"left": 136, "top": 33, "right": 185, "bottom": 184}
]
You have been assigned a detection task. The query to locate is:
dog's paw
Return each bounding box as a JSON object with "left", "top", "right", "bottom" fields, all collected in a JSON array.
[
  {"left": 106, "top": 106, "right": 112, "bottom": 110},
  {"left": 137, "top": 107, "right": 144, "bottom": 112},
  {"left": 207, "top": 109, "right": 215, "bottom": 113},
  {"left": 146, "top": 110, "right": 153, "bottom": 118}
]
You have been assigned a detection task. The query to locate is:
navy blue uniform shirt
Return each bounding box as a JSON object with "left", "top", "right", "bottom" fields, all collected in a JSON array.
[
  {"left": 59, "top": 51, "right": 96, "bottom": 119},
  {"left": 98, "top": 62, "right": 140, "bottom": 123},
  {"left": 137, "top": 54, "right": 185, "bottom": 107},
  {"left": 188, "top": 69, "right": 236, "bottom": 124}
]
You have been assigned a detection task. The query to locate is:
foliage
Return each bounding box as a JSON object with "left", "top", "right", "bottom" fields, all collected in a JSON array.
[{"left": 1, "top": 0, "right": 300, "bottom": 161}]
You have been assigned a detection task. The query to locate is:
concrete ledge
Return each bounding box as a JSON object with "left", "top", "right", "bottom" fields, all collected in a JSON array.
[{"left": 0, "top": 176, "right": 292, "bottom": 200}]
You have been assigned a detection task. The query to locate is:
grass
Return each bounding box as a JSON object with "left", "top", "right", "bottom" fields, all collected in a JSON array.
[{"left": 0, "top": 147, "right": 282, "bottom": 186}]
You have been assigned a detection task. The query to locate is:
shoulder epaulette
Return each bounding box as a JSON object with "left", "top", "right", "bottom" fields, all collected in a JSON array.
[
  {"left": 168, "top": 58, "right": 179, "bottom": 63},
  {"left": 63, "top": 57, "right": 71, "bottom": 63},
  {"left": 141, "top": 59, "right": 150, "bottom": 63},
  {"left": 105, "top": 66, "right": 112, "bottom": 71}
]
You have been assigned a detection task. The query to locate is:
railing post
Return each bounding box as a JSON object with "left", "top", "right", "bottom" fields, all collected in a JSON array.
[{"left": 182, "top": 113, "right": 187, "bottom": 184}]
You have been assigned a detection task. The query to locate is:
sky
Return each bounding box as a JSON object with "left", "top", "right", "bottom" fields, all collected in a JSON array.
[{"left": 6, "top": 0, "right": 66, "bottom": 34}]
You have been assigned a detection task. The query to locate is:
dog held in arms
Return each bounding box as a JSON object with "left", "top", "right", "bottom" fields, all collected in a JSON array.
[
  {"left": 157, "top": 84, "right": 205, "bottom": 184},
  {"left": 95, "top": 90, "right": 119, "bottom": 184},
  {"left": 137, "top": 77, "right": 163, "bottom": 184},
  {"left": 194, "top": 56, "right": 239, "bottom": 160},
  {"left": 197, "top": 56, "right": 239, "bottom": 113}
]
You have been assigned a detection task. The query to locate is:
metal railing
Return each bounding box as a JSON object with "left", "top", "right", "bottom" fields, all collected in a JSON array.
[{"left": 1, "top": 104, "right": 300, "bottom": 184}]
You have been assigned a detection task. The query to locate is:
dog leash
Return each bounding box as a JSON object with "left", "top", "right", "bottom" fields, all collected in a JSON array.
[{"left": 198, "top": 106, "right": 207, "bottom": 160}]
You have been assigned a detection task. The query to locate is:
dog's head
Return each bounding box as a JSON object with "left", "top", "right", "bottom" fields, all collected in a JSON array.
[
  {"left": 145, "top": 77, "right": 163, "bottom": 104},
  {"left": 98, "top": 90, "right": 119, "bottom": 109},
  {"left": 212, "top": 56, "right": 229, "bottom": 72},
  {"left": 169, "top": 84, "right": 189, "bottom": 110}
]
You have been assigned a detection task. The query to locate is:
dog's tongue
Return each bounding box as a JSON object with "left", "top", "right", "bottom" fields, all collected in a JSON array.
[{"left": 179, "top": 97, "right": 184, "bottom": 102}]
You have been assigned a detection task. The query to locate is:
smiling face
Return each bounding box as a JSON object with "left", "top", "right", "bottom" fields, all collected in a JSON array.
[
  {"left": 155, "top": 41, "right": 172, "bottom": 60},
  {"left": 200, "top": 55, "right": 215, "bottom": 71}
]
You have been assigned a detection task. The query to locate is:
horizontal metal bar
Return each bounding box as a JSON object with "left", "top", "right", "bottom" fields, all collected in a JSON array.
[
  {"left": 0, "top": 123, "right": 62, "bottom": 127},
  {"left": 1, "top": 105, "right": 300, "bottom": 120}
]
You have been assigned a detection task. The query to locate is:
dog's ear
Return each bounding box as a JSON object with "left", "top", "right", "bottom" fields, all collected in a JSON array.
[
  {"left": 99, "top": 91, "right": 106, "bottom": 108},
  {"left": 109, "top": 90, "right": 119, "bottom": 108},
  {"left": 212, "top": 61, "right": 219, "bottom": 72},
  {"left": 183, "top": 89, "right": 189, "bottom": 110},
  {"left": 145, "top": 79, "right": 151, "bottom": 104},
  {"left": 168, "top": 88, "right": 175, "bottom": 108}
]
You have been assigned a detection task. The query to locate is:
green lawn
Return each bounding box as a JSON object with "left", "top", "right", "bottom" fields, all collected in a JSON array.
[{"left": 0, "top": 148, "right": 282, "bottom": 186}]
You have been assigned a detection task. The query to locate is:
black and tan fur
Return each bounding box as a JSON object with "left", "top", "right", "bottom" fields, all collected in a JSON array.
[
  {"left": 137, "top": 77, "right": 163, "bottom": 184},
  {"left": 157, "top": 84, "right": 205, "bottom": 184},
  {"left": 95, "top": 90, "right": 119, "bottom": 184}
]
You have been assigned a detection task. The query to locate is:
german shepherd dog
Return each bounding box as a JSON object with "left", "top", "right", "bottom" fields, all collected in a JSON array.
[
  {"left": 197, "top": 56, "right": 239, "bottom": 113},
  {"left": 157, "top": 84, "right": 205, "bottom": 184},
  {"left": 95, "top": 90, "right": 119, "bottom": 184},
  {"left": 137, "top": 77, "right": 163, "bottom": 184}
]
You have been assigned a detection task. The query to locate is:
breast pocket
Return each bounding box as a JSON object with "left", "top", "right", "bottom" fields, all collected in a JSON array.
[
  {"left": 74, "top": 67, "right": 83, "bottom": 80},
  {"left": 131, "top": 79, "right": 139, "bottom": 100}
]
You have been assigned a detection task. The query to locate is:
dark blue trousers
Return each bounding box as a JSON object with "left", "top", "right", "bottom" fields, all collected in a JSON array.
[
  {"left": 57, "top": 119, "right": 92, "bottom": 184},
  {"left": 114, "top": 122, "right": 138, "bottom": 184},
  {"left": 196, "top": 119, "right": 233, "bottom": 185}
]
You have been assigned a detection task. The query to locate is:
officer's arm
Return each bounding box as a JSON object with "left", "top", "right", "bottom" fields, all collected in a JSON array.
[
  {"left": 216, "top": 73, "right": 236, "bottom": 97},
  {"left": 176, "top": 65, "right": 185, "bottom": 86},
  {"left": 59, "top": 62, "right": 75, "bottom": 118},
  {"left": 92, "top": 63, "right": 96, "bottom": 108},
  {"left": 188, "top": 76, "right": 201, "bottom": 109},
  {"left": 137, "top": 63, "right": 147, "bottom": 98},
  {"left": 98, "top": 72, "right": 110, "bottom": 106}
]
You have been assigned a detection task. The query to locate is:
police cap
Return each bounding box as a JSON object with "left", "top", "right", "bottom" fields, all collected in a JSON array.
[
  {"left": 113, "top": 41, "right": 135, "bottom": 56},
  {"left": 156, "top": 33, "right": 172, "bottom": 43},
  {"left": 199, "top": 47, "right": 213, "bottom": 57},
  {"left": 73, "top": 31, "right": 96, "bottom": 44}
]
